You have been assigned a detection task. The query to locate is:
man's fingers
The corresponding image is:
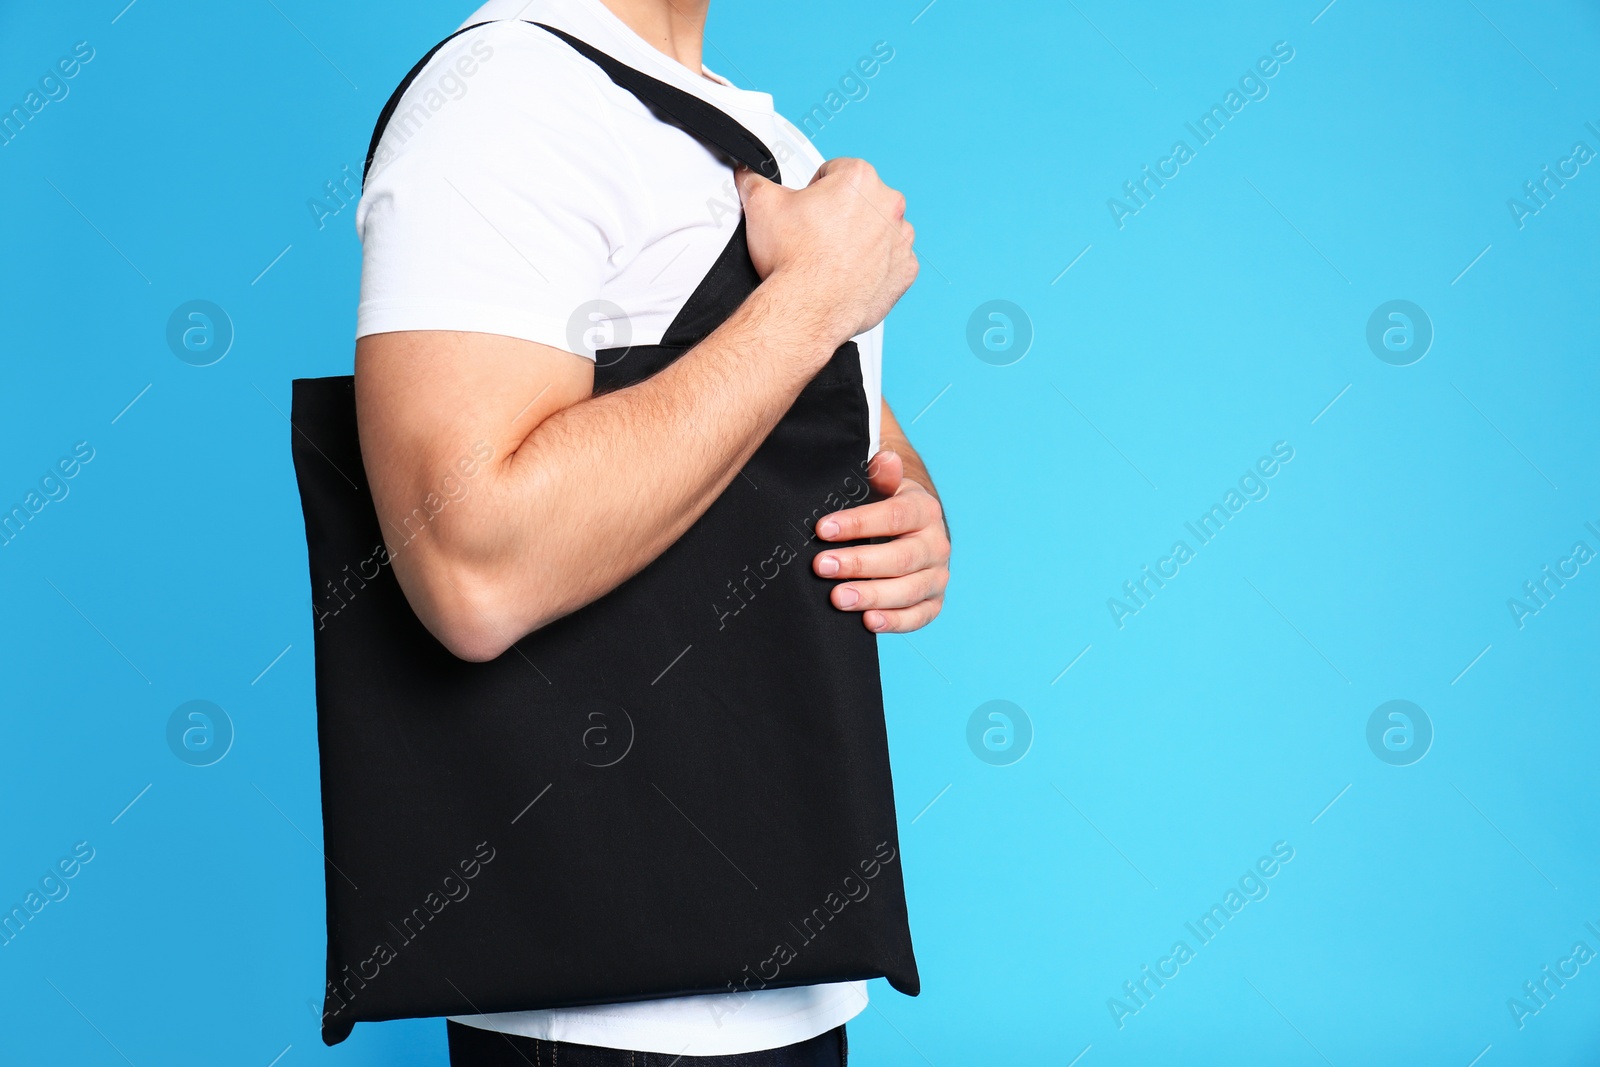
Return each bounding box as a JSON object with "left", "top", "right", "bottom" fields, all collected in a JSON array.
[
  {"left": 862, "top": 598, "right": 943, "bottom": 634},
  {"left": 814, "top": 538, "right": 930, "bottom": 580},
  {"left": 812, "top": 157, "right": 872, "bottom": 182},
  {"left": 816, "top": 490, "right": 940, "bottom": 541},
  {"left": 829, "top": 569, "right": 948, "bottom": 613}
]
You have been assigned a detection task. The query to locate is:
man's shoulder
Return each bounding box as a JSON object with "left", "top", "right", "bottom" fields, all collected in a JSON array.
[
  {"left": 394, "top": 18, "right": 608, "bottom": 112},
  {"left": 366, "top": 19, "right": 623, "bottom": 182}
]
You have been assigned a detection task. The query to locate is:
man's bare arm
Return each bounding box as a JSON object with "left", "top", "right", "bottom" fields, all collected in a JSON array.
[{"left": 357, "top": 159, "right": 918, "bottom": 661}]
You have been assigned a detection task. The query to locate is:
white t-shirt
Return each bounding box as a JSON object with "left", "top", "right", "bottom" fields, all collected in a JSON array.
[{"left": 353, "top": 0, "right": 878, "bottom": 1055}]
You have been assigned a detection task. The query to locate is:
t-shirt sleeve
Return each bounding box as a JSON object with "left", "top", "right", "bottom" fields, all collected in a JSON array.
[{"left": 354, "top": 21, "right": 636, "bottom": 357}]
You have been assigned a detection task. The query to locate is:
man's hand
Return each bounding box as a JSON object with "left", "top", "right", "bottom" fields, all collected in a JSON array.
[
  {"left": 736, "top": 158, "right": 918, "bottom": 349},
  {"left": 813, "top": 449, "right": 950, "bottom": 633}
]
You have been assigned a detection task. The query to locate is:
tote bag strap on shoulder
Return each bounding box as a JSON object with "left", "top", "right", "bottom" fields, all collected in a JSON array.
[{"left": 361, "top": 20, "right": 782, "bottom": 188}]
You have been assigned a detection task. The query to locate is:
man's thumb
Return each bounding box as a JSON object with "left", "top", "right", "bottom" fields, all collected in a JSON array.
[
  {"left": 866, "top": 449, "right": 904, "bottom": 497},
  {"left": 735, "top": 165, "right": 779, "bottom": 206}
]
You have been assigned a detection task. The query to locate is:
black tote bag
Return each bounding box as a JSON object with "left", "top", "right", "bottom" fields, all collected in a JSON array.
[{"left": 290, "top": 21, "right": 918, "bottom": 1046}]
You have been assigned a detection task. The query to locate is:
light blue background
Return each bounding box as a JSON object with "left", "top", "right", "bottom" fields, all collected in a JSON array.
[{"left": 3, "top": 0, "right": 1598, "bottom": 1063}]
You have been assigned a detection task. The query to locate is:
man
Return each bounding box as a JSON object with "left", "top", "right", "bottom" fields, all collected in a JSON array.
[{"left": 352, "top": 0, "right": 949, "bottom": 1062}]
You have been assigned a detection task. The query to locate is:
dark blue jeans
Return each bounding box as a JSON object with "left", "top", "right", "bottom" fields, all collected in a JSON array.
[{"left": 446, "top": 1021, "right": 846, "bottom": 1067}]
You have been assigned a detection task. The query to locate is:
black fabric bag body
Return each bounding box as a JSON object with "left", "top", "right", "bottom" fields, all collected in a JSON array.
[{"left": 290, "top": 21, "right": 919, "bottom": 1046}]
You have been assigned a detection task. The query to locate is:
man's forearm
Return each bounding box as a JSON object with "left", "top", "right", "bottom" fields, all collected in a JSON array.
[{"left": 419, "top": 278, "right": 838, "bottom": 657}]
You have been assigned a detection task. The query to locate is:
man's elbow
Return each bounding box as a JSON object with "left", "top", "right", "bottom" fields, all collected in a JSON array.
[
  {"left": 433, "top": 616, "right": 514, "bottom": 664},
  {"left": 399, "top": 557, "right": 540, "bottom": 664}
]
